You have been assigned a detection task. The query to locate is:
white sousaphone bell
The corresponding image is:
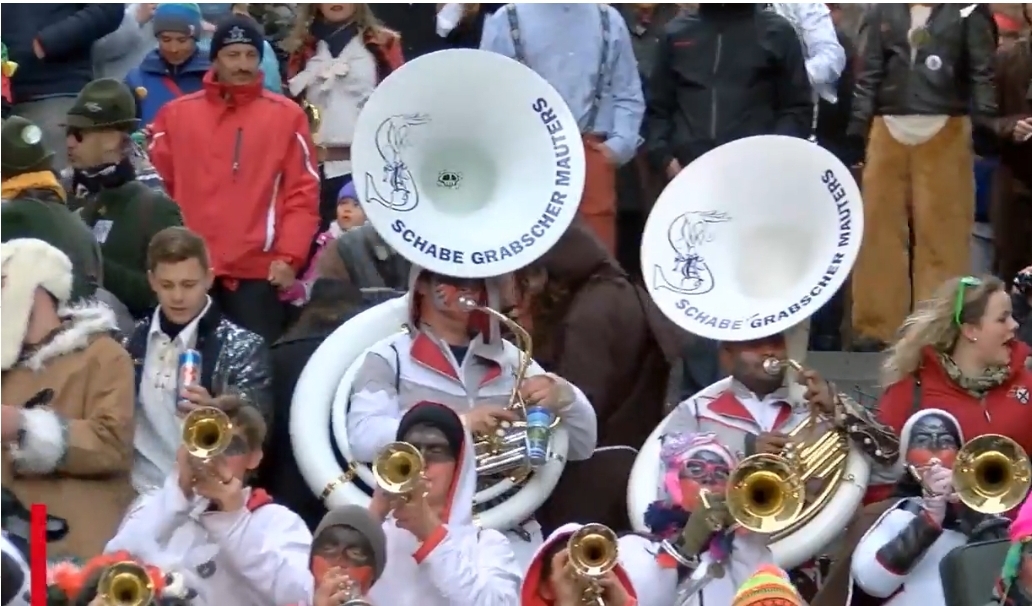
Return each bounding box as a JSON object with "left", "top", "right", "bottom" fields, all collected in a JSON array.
[
  {"left": 290, "top": 49, "right": 586, "bottom": 531},
  {"left": 627, "top": 135, "right": 869, "bottom": 569}
]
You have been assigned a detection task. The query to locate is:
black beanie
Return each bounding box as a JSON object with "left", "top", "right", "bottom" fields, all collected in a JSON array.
[
  {"left": 396, "top": 402, "right": 464, "bottom": 459},
  {"left": 209, "top": 15, "right": 265, "bottom": 61}
]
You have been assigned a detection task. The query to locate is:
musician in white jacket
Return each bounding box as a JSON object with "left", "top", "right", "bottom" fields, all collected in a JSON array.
[
  {"left": 366, "top": 401, "right": 521, "bottom": 605},
  {"left": 105, "top": 405, "right": 314, "bottom": 606},
  {"left": 347, "top": 266, "right": 598, "bottom": 564}
]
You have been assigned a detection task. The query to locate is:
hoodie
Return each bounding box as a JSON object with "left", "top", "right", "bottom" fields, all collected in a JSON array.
[
  {"left": 367, "top": 404, "right": 522, "bottom": 605},
  {"left": 520, "top": 523, "right": 639, "bottom": 606}
]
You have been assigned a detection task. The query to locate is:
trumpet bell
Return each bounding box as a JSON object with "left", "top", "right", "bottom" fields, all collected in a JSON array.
[
  {"left": 568, "top": 523, "right": 619, "bottom": 578},
  {"left": 373, "top": 442, "right": 425, "bottom": 496},
  {"left": 953, "top": 434, "right": 1032, "bottom": 514},
  {"left": 727, "top": 453, "right": 805, "bottom": 534},
  {"left": 97, "top": 562, "right": 155, "bottom": 606},
  {"left": 182, "top": 407, "right": 233, "bottom": 460}
]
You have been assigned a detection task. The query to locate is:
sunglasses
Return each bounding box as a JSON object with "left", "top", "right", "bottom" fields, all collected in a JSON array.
[
  {"left": 953, "top": 276, "right": 982, "bottom": 326},
  {"left": 66, "top": 127, "right": 93, "bottom": 143}
]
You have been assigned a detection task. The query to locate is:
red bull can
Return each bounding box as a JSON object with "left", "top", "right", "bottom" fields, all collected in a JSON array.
[{"left": 177, "top": 350, "right": 202, "bottom": 403}]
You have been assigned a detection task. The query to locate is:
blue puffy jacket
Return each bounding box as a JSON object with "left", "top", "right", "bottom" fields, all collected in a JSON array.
[{"left": 124, "top": 49, "right": 210, "bottom": 125}]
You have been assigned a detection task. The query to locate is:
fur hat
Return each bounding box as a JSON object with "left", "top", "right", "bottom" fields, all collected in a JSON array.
[
  {"left": 1, "top": 116, "right": 53, "bottom": 180},
  {"left": 731, "top": 564, "right": 803, "bottom": 606},
  {"left": 64, "top": 78, "right": 139, "bottom": 131},
  {"left": 1, "top": 239, "right": 74, "bottom": 370}
]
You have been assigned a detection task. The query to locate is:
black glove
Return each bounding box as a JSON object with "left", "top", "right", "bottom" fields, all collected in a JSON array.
[
  {"left": 669, "top": 493, "right": 731, "bottom": 560},
  {"left": 874, "top": 507, "right": 942, "bottom": 575}
]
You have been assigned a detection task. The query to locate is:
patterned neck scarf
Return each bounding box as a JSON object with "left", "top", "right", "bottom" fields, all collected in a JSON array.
[{"left": 936, "top": 352, "right": 1011, "bottom": 398}]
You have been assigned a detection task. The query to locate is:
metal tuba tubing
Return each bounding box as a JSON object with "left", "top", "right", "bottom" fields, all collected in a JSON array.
[
  {"left": 952, "top": 434, "right": 1032, "bottom": 514},
  {"left": 97, "top": 562, "right": 155, "bottom": 606}
]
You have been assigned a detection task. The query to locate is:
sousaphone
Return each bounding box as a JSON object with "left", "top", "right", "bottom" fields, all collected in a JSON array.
[
  {"left": 290, "top": 49, "right": 586, "bottom": 530},
  {"left": 627, "top": 135, "right": 867, "bottom": 569}
]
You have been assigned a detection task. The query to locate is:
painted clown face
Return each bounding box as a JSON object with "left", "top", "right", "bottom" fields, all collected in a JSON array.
[
  {"left": 666, "top": 448, "right": 732, "bottom": 512},
  {"left": 904, "top": 413, "right": 961, "bottom": 470},
  {"left": 311, "top": 526, "right": 376, "bottom": 594}
]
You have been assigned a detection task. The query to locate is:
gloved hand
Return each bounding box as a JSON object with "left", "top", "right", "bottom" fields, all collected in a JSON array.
[
  {"left": 673, "top": 492, "right": 731, "bottom": 558},
  {"left": 919, "top": 464, "right": 954, "bottom": 524}
]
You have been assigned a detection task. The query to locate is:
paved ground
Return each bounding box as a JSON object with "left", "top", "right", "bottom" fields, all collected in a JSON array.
[{"left": 807, "top": 351, "right": 884, "bottom": 409}]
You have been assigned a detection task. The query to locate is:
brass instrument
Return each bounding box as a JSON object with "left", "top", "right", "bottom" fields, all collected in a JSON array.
[
  {"left": 96, "top": 561, "right": 155, "bottom": 606},
  {"left": 373, "top": 441, "right": 425, "bottom": 499},
  {"left": 457, "top": 296, "right": 559, "bottom": 477},
  {"left": 182, "top": 407, "right": 234, "bottom": 461},
  {"left": 952, "top": 434, "right": 1031, "bottom": 514},
  {"left": 725, "top": 453, "right": 805, "bottom": 534},
  {"left": 302, "top": 100, "right": 322, "bottom": 134},
  {"left": 567, "top": 524, "right": 619, "bottom": 606}
]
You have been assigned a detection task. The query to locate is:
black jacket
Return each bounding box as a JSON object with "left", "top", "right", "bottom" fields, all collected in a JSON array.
[
  {"left": 644, "top": 4, "right": 813, "bottom": 171},
  {"left": 848, "top": 4, "right": 997, "bottom": 137},
  {"left": 1, "top": 4, "right": 124, "bottom": 101}
]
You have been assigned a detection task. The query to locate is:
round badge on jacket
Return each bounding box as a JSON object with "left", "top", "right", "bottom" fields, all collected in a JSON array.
[{"left": 924, "top": 54, "right": 943, "bottom": 71}]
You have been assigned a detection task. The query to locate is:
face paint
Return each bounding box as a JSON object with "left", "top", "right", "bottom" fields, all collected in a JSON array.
[
  {"left": 677, "top": 450, "right": 730, "bottom": 511},
  {"left": 429, "top": 276, "right": 485, "bottom": 313},
  {"left": 311, "top": 526, "right": 377, "bottom": 592},
  {"left": 728, "top": 336, "right": 788, "bottom": 397},
  {"left": 905, "top": 413, "right": 961, "bottom": 469},
  {"left": 401, "top": 425, "right": 456, "bottom": 464}
]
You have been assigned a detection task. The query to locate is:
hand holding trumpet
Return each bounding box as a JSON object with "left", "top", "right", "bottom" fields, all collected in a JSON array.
[
  {"left": 369, "top": 480, "right": 441, "bottom": 542},
  {"left": 915, "top": 462, "right": 955, "bottom": 524}
]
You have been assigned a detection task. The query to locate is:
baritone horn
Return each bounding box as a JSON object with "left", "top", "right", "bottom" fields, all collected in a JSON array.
[
  {"left": 567, "top": 524, "right": 619, "bottom": 606},
  {"left": 182, "top": 406, "right": 233, "bottom": 461},
  {"left": 952, "top": 434, "right": 1032, "bottom": 514},
  {"left": 97, "top": 561, "right": 155, "bottom": 606},
  {"left": 726, "top": 453, "right": 806, "bottom": 534},
  {"left": 373, "top": 442, "right": 425, "bottom": 498}
]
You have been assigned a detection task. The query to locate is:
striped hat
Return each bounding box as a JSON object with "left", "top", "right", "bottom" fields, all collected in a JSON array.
[{"left": 732, "top": 565, "right": 802, "bottom": 606}]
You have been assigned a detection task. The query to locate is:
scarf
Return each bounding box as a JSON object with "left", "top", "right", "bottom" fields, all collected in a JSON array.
[
  {"left": 1, "top": 171, "right": 65, "bottom": 202},
  {"left": 71, "top": 157, "right": 136, "bottom": 197},
  {"left": 936, "top": 352, "right": 1012, "bottom": 398},
  {"left": 310, "top": 18, "right": 359, "bottom": 57}
]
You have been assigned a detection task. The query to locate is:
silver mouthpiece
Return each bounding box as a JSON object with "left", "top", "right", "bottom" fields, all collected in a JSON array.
[
  {"left": 762, "top": 357, "right": 784, "bottom": 376},
  {"left": 457, "top": 296, "right": 479, "bottom": 311}
]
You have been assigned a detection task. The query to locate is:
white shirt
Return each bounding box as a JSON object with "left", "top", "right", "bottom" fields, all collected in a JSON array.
[
  {"left": 107, "top": 477, "right": 315, "bottom": 606},
  {"left": 132, "top": 298, "right": 213, "bottom": 494}
]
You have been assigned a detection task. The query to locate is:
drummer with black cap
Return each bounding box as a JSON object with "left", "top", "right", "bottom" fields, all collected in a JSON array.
[{"left": 366, "top": 401, "right": 521, "bottom": 605}]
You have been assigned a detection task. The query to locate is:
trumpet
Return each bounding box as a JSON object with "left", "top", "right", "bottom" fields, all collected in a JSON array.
[
  {"left": 457, "top": 296, "right": 559, "bottom": 477},
  {"left": 373, "top": 442, "right": 426, "bottom": 500},
  {"left": 96, "top": 561, "right": 155, "bottom": 606},
  {"left": 182, "top": 406, "right": 234, "bottom": 461},
  {"left": 951, "top": 434, "right": 1031, "bottom": 514},
  {"left": 567, "top": 524, "right": 619, "bottom": 606},
  {"left": 725, "top": 453, "right": 805, "bottom": 534}
]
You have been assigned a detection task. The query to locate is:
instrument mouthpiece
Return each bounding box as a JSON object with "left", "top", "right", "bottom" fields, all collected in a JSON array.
[
  {"left": 457, "top": 296, "right": 479, "bottom": 311},
  {"left": 762, "top": 357, "right": 784, "bottom": 376}
]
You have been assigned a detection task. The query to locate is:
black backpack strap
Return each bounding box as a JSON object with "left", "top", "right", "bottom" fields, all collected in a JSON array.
[{"left": 390, "top": 344, "right": 401, "bottom": 394}]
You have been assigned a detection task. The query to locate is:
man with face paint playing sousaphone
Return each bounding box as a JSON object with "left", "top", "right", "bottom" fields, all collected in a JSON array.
[
  {"left": 347, "top": 266, "right": 598, "bottom": 566},
  {"left": 849, "top": 409, "right": 1013, "bottom": 606}
]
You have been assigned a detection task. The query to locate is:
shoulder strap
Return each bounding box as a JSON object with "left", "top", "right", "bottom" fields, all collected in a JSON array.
[
  {"left": 585, "top": 4, "right": 612, "bottom": 132},
  {"left": 162, "top": 76, "right": 186, "bottom": 98},
  {"left": 505, "top": 5, "right": 527, "bottom": 64},
  {"left": 390, "top": 343, "right": 401, "bottom": 393},
  {"left": 911, "top": 374, "right": 923, "bottom": 413}
]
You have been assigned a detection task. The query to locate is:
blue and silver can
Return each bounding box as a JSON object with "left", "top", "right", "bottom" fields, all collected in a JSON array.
[
  {"left": 177, "top": 349, "right": 202, "bottom": 402},
  {"left": 524, "top": 405, "right": 554, "bottom": 468}
]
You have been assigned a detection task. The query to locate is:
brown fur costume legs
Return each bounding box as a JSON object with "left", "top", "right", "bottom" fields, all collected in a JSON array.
[{"left": 851, "top": 117, "right": 975, "bottom": 343}]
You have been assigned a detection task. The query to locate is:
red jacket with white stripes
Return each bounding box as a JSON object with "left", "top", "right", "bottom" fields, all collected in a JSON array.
[{"left": 150, "top": 69, "right": 320, "bottom": 280}]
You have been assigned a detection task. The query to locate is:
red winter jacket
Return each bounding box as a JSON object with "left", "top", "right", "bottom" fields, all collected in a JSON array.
[
  {"left": 865, "top": 341, "right": 1032, "bottom": 504},
  {"left": 149, "top": 70, "right": 320, "bottom": 280}
]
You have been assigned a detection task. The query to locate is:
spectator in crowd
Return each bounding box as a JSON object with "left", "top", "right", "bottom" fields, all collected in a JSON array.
[
  {"left": 513, "top": 221, "right": 689, "bottom": 535},
  {"left": 124, "top": 3, "right": 211, "bottom": 126},
  {"left": 481, "top": 3, "right": 645, "bottom": 254},
  {"left": 282, "top": 3, "right": 404, "bottom": 231},
  {"left": 149, "top": 16, "right": 321, "bottom": 342},
  {"left": 260, "top": 278, "right": 366, "bottom": 528},
  {"left": 1, "top": 43, "right": 14, "bottom": 119},
  {"left": 106, "top": 403, "right": 315, "bottom": 606},
  {"left": 1015, "top": 269, "right": 1032, "bottom": 348},
  {"left": 988, "top": 3, "right": 1032, "bottom": 286},
  {"left": 315, "top": 221, "right": 411, "bottom": 305},
  {"left": 848, "top": 5, "right": 997, "bottom": 352},
  {"left": 997, "top": 10, "right": 1026, "bottom": 51},
  {"left": 1, "top": 4, "right": 125, "bottom": 172},
  {"left": 372, "top": 3, "right": 499, "bottom": 60},
  {"left": 64, "top": 78, "right": 183, "bottom": 320},
  {"left": 1, "top": 116, "right": 102, "bottom": 302},
  {"left": 199, "top": 3, "right": 284, "bottom": 94},
  {"left": 92, "top": 4, "right": 160, "bottom": 81},
  {"left": 0, "top": 239, "right": 136, "bottom": 560},
  {"left": 123, "top": 227, "right": 273, "bottom": 495},
  {"left": 644, "top": 4, "right": 813, "bottom": 179}
]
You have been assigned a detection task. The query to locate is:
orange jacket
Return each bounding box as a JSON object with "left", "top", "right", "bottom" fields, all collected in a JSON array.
[{"left": 150, "top": 70, "right": 320, "bottom": 280}]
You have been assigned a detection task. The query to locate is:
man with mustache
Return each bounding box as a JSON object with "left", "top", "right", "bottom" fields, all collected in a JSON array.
[{"left": 149, "top": 13, "right": 320, "bottom": 342}]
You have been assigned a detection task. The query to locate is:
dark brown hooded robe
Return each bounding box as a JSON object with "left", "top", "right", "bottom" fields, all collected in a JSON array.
[{"left": 530, "top": 220, "right": 691, "bottom": 534}]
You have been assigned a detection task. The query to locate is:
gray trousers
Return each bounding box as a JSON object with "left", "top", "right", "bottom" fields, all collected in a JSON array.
[{"left": 13, "top": 96, "right": 77, "bottom": 173}]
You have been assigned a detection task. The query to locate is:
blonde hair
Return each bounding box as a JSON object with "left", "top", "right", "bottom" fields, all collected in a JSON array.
[
  {"left": 881, "top": 275, "right": 1007, "bottom": 386},
  {"left": 281, "top": 4, "right": 388, "bottom": 54}
]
